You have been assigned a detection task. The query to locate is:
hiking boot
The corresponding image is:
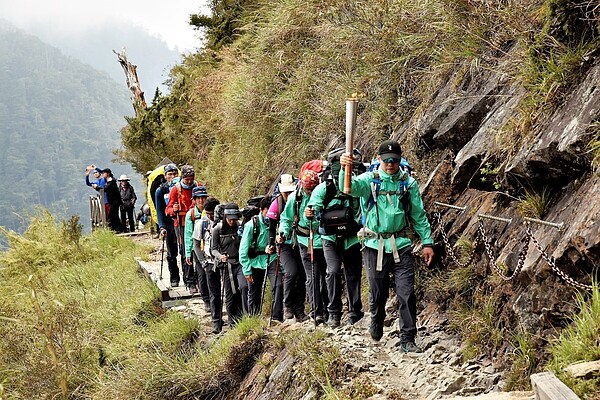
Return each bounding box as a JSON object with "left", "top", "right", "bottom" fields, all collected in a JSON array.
[
  {"left": 284, "top": 307, "right": 295, "bottom": 320},
  {"left": 326, "top": 317, "right": 341, "bottom": 328},
  {"left": 203, "top": 302, "right": 211, "bottom": 313},
  {"left": 369, "top": 321, "right": 383, "bottom": 341},
  {"left": 212, "top": 322, "right": 222, "bottom": 334},
  {"left": 295, "top": 312, "right": 310, "bottom": 323},
  {"left": 170, "top": 281, "right": 179, "bottom": 288},
  {"left": 188, "top": 286, "right": 198, "bottom": 295},
  {"left": 315, "top": 315, "right": 326, "bottom": 326},
  {"left": 348, "top": 311, "right": 364, "bottom": 326},
  {"left": 399, "top": 342, "right": 423, "bottom": 353}
]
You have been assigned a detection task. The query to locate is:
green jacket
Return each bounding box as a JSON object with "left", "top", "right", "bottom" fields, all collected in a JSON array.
[
  {"left": 184, "top": 206, "right": 203, "bottom": 258},
  {"left": 307, "top": 179, "right": 361, "bottom": 250},
  {"left": 240, "top": 213, "right": 275, "bottom": 277},
  {"left": 339, "top": 167, "right": 433, "bottom": 252},
  {"left": 279, "top": 189, "right": 322, "bottom": 249}
]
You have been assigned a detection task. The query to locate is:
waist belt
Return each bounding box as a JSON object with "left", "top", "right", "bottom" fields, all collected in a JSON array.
[
  {"left": 295, "top": 225, "right": 310, "bottom": 237},
  {"left": 358, "top": 227, "right": 404, "bottom": 271}
]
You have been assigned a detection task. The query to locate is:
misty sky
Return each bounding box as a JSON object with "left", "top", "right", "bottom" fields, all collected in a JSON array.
[{"left": 0, "top": 0, "right": 208, "bottom": 53}]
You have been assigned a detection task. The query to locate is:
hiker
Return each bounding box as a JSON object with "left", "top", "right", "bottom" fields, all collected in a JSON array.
[
  {"left": 339, "top": 140, "right": 435, "bottom": 353},
  {"left": 95, "top": 168, "right": 123, "bottom": 233},
  {"left": 201, "top": 197, "right": 224, "bottom": 333},
  {"left": 147, "top": 166, "right": 169, "bottom": 239},
  {"left": 267, "top": 174, "right": 308, "bottom": 322},
  {"left": 240, "top": 196, "right": 283, "bottom": 322},
  {"left": 118, "top": 174, "right": 137, "bottom": 233},
  {"left": 166, "top": 165, "right": 200, "bottom": 292},
  {"left": 155, "top": 163, "right": 181, "bottom": 287},
  {"left": 278, "top": 167, "right": 329, "bottom": 325},
  {"left": 307, "top": 148, "right": 365, "bottom": 328},
  {"left": 211, "top": 203, "right": 246, "bottom": 325},
  {"left": 184, "top": 185, "right": 212, "bottom": 310},
  {"left": 86, "top": 165, "right": 109, "bottom": 217}
]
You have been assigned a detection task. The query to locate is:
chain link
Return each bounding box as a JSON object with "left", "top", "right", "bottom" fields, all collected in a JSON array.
[
  {"left": 433, "top": 211, "right": 478, "bottom": 268},
  {"left": 525, "top": 223, "right": 593, "bottom": 291},
  {"left": 478, "top": 219, "right": 528, "bottom": 281},
  {"left": 434, "top": 210, "right": 592, "bottom": 290}
]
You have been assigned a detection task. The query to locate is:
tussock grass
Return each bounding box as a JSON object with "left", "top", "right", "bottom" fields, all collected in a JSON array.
[
  {"left": 518, "top": 187, "right": 553, "bottom": 219},
  {"left": 0, "top": 211, "right": 267, "bottom": 399},
  {"left": 547, "top": 283, "right": 600, "bottom": 399}
]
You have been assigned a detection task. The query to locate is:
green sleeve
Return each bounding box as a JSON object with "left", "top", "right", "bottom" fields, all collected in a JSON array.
[
  {"left": 239, "top": 219, "right": 253, "bottom": 277},
  {"left": 307, "top": 182, "right": 327, "bottom": 214},
  {"left": 184, "top": 210, "right": 194, "bottom": 258},
  {"left": 407, "top": 178, "right": 434, "bottom": 245},
  {"left": 279, "top": 191, "right": 296, "bottom": 238}
]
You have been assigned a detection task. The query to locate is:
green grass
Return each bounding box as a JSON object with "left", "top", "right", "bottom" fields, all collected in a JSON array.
[
  {"left": 0, "top": 211, "right": 269, "bottom": 399},
  {"left": 547, "top": 283, "right": 600, "bottom": 399},
  {"left": 518, "top": 187, "right": 553, "bottom": 219}
]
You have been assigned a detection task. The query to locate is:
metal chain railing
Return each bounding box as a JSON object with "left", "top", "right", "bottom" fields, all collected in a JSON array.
[
  {"left": 525, "top": 222, "right": 593, "bottom": 291},
  {"left": 478, "top": 219, "right": 529, "bottom": 281},
  {"left": 432, "top": 202, "right": 592, "bottom": 290},
  {"left": 433, "top": 211, "right": 479, "bottom": 268}
]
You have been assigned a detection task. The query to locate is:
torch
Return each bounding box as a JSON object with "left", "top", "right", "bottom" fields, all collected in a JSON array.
[{"left": 344, "top": 97, "right": 358, "bottom": 194}]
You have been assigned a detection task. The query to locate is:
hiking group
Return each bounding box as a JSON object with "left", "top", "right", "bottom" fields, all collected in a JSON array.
[
  {"left": 85, "top": 165, "right": 138, "bottom": 233},
  {"left": 145, "top": 139, "right": 435, "bottom": 353}
]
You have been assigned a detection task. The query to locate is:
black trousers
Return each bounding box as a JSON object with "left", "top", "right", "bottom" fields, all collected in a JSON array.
[
  {"left": 298, "top": 243, "right": 328, "bottom": 319},
  {"left": 322, "top": 239, "right": 363, "bottom": 321},
  {"left": 175, "top": 225, "right": 196, "bottom": 287},
  {"left": 192, "top": 240, "right": 210, "bottom": 304},
  {"left": 220, "top": 261, "right": 248, "bottom": 325},
  {"left": 120, "top": 206, "right": 135, "bottom": 232},
  {"left": 364, "top": 246, "right": 417, "bottom": 343},
  {"left": 203, "top": 261, "right": 223, "bottom": 326},
  {"left": 165, "top": 220, "right": 180, "bottom": 284},
  {"left": 280, "top": 244, "right": 307, "bottom": 316},
  {"left": 247, "top": 259, "right": 284, "bottom": 321}
]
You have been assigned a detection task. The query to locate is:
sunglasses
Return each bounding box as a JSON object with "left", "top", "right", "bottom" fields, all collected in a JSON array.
[{"left": 382, "top": 157, "right": 400, "bottom": 164}]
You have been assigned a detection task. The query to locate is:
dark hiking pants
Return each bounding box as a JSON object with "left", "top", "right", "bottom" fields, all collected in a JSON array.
[
  {"left": 204, "top": 261, "right": 223, "bottom": 327},
  {"left": 298, "top": 243, "right": 328, "bottom": 320},
  {"left": 247, "top": 259, "right": 284, "bottom": 321},
  {"left": 280, "top": 244, "right": 307, "bottom": 316},
  {"left": 165, "top": 220, "right": 180, "bottom": 284},
  {"left": 364, "top": 246, "right": 417, "bottom": 343},
  {"left": 322, "top": 240, "right": 363, "bottom": 321}
]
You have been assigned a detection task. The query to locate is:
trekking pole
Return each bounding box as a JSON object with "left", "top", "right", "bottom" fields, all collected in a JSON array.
[
  {"left": 220, "top": 265, "right": 225, "bottom": 324},
  {"left": 159, "top": 233, "right": 166, "bottom": 281},
  {"left": 260, "top": 253, "right": 272, "bottom": 315},
  {"left": 268, "top": 244, "right": 281, "bottom": 327},
  {"left": 307, "top": 205, "right": 317, "bottom": 328}
]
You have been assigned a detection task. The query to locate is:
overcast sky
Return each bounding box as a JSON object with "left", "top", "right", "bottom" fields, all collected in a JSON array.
[{"left": 0, "top": 0, "right": 208, "bottom": 53}]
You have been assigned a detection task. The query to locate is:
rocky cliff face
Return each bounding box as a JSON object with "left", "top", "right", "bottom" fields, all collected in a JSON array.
[{"left": 408, "top": 47, "right": 599, "bottom": 347}]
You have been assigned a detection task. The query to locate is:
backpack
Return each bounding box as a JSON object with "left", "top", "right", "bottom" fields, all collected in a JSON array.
[
  {"left": 318, "top": 178, "right": 361, "bottom": 236},
  {"left": 237, "top": 196, "right": 264, "bottom": 255}
]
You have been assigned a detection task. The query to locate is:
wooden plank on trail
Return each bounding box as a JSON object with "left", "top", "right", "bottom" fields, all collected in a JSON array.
[
  {"left": 135, "top": 257, "right": 170, "bottom": 301},
  {"left": 530, "top": 372, "right": 580, "bottom": 400}
]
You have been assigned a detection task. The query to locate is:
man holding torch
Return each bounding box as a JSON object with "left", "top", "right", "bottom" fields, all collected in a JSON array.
[{"left": 339, "top": 139, "right": 435, "bottom": 353}]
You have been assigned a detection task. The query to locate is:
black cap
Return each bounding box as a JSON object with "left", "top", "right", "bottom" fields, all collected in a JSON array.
[
  {"left": 378, "top": 140, "right": 402, "bottom": 159},
  {"left": 100, "top": 168, "right": 112, "bottom": 175}
]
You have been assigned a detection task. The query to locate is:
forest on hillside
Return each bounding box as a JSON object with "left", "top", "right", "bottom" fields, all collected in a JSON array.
[{"left": 0, "top": 24, "right": 133, "bottom": 234}]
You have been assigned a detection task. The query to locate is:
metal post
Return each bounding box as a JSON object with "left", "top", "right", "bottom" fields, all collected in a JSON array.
[
  {"left": 433, "top": 201, "right": 467, "bottom": 212},
  {"left": 478, "top": 213, "right": 512, "bottom": 224},
  {"left": 523, "top": 217, "right": 564, "bottom": 231}
]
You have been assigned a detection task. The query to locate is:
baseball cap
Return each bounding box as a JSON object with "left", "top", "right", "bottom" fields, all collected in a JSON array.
[{"left": 378, "top": 140, "right": 402, "bottom": 160}]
